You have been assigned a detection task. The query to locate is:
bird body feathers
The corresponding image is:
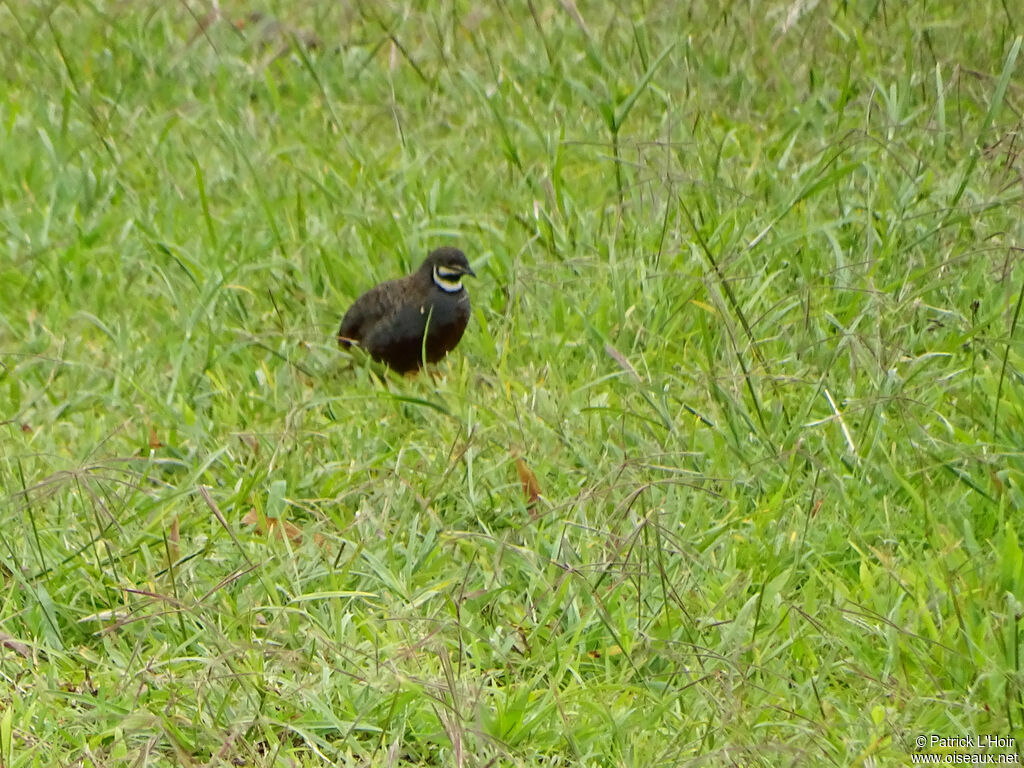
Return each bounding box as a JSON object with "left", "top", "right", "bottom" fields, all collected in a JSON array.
[{"left": 338, "top": 247, "right": 474, "bottom": 374}]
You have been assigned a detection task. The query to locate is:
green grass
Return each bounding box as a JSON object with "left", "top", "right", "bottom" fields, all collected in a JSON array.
[{"left": 2, "top": 1, "right": 1024, "bottom": 765}]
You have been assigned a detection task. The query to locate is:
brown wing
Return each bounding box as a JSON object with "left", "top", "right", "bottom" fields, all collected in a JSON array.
[{"left": 337, "top": 277, "right": 405, "bottom": 347}]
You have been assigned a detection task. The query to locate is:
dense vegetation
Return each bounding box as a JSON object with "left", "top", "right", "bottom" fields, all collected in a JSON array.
[{"left": 1, "top": 2, "right": 1023, "bottom": 765}]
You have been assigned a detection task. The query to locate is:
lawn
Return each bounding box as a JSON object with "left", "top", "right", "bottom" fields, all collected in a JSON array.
[{"left": 2, "top": 1, "right": 1024, "bottom": 766}]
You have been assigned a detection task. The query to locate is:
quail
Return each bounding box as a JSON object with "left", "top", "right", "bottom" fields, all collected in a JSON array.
[{"left": 337, "top": 247, "right": 476, "bottom": 374}]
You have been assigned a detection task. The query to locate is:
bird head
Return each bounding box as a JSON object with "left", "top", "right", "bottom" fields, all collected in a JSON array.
[{"left": 424, "top": 247, "right": 476, "bottom": 293}]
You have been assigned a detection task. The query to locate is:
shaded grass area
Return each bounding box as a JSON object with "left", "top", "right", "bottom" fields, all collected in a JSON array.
[{"left": 1, "top": 1, "right": 1024, "bottom": 765}]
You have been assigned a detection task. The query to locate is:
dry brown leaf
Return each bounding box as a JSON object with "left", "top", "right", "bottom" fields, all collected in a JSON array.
[
  {"left": 0, "top": 631, "right": 31, "bottom": 659},
  {"left": 238, "top": 433, "right": 259, "bottom": 455},
  {"left": 514, "top": 454, "right": 542, "bottom": 510},
  {"left": 167, "top": 515, "right": 180, "bottom": 562},
  {"left": 241, "top": 509, "right": 312, "bottom": 545},
  {"left": 604, "top": 343, "right": 642, "bottom": 382}
]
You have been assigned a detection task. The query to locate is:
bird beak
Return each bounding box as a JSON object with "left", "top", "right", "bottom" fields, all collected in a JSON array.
[{"left": 462, "top": 265, "right": 477, "bottom": 278}]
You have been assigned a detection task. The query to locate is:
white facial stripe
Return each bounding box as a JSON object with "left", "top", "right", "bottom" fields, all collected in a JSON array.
[{"left": 432, "top": 265, "right": 464, "bottom": 293}]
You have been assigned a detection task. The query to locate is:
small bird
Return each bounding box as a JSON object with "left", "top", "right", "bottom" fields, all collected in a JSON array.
[{"left": 338, "top": 247, "right": 476, "bottom": 374}]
